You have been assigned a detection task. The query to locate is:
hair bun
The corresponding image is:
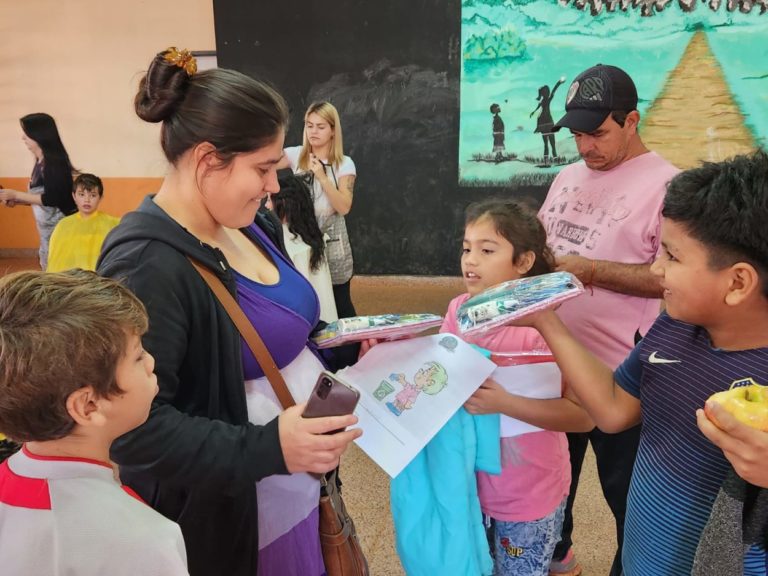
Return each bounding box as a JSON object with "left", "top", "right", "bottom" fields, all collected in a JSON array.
[{"left": 134, "top": 50, "right": 192, "bottom": 123}]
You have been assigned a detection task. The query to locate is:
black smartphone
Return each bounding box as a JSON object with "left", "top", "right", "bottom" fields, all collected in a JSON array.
[{"left": 302, "top": 371, "right": 360, "bottom": 420}]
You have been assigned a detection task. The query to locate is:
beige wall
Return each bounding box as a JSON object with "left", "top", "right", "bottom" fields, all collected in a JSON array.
[
  {"left": 0, "top": 0, "right": 215, "bottom": 250},
  {"left": 0, "top": 0, "right": 215, "bottom": 178}
]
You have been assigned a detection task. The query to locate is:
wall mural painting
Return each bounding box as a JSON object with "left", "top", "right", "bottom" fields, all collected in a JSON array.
[{"left": 459, "top": 0, "right": 768, "bottom": 188}]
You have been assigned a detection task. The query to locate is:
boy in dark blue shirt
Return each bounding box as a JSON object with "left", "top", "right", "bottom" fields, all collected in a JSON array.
[{"left": 529, "top": 151, "right": 768, "bottom": 575}]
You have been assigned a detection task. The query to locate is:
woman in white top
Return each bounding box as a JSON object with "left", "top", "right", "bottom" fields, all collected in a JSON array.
[{"left": 279, "top": 101, "right": 357, "bottom": 319}]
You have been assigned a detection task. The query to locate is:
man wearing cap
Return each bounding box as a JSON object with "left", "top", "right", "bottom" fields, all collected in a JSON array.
[{"left": 538, "top": 64, "right": 679, "bottom": 576}]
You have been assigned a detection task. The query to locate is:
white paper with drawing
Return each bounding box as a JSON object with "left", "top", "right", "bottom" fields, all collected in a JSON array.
[
  {"left": 492, "top": 360, "right": 562, "bottom": 438},
  {"left": 337, "top": 333, "right": 496, "bottom": 478}
]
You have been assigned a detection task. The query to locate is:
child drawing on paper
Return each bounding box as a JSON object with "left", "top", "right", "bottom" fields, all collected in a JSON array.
[{"left": 383, "top": 362, "right": 448, "bottom": 416}]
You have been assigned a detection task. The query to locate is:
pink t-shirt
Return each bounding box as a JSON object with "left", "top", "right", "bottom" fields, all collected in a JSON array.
[
  {"left": 538, "top": 152, "right": 680, "bottom": 369},
  {"left": 442, "top": 294, "right": 570, "bottom": 522}
]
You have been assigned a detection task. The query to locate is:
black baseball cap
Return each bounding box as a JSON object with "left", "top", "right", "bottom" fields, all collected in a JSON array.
[{"left": 553, "top": 64, "right": 638, "bottom": 133}]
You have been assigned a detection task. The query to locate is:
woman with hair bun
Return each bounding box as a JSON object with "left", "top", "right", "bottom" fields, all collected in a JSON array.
[
  {"left": 0, "top": 113, "right": 77, "bottom": 269},
  {"left": 98, "top": 48, "right": 361, "bottom": 576}
]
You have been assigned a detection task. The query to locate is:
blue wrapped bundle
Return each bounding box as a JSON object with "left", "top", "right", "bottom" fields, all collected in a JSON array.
[{"left": 457, "top": 271, "right": 583, "bottom": 336}]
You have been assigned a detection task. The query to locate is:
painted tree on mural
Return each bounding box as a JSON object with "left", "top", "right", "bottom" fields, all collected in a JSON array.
[{"left": 560, "top": 0, "right": 767, "bottom": 17}]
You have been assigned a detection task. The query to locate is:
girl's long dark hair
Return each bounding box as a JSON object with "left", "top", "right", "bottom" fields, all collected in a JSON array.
[
  {"left": 20, "top": 113, "right": 74, "bottom": 204},
  {"left": 272, "top": 173, "right": 326, "bottom": 272},
  {"left": 465, "top": 198, "right": 554, "bottom": 277}
]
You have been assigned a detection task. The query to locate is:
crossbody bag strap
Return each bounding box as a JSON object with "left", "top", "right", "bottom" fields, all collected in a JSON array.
[{"left": 187, "top": 257, "right": 296, "bottom": 409}]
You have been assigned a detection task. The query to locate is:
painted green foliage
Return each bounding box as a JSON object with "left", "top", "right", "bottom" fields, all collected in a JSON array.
[{"left": 464, "top": 26, "right": 527, "bottom": 60}]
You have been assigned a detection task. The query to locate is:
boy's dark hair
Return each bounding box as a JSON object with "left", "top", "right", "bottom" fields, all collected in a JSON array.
[
  {"left": 73, "top": 173, "right": 104, "bottom": 197},
  {"left": 0, "top": 270, "right": 148, "bottom": 442},
  {"left": 662, "top": 150, "right": 768, "bottom": 297},
  {"left": 465, "top": 198, "right": 554, "bottom": 277},
  {"left": 272, "top": 173, "right": 326, "bottom": 272}
]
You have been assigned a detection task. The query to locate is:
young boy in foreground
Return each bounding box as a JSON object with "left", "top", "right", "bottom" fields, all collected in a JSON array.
[
  {"left": 0, "top": 270, "right": 188, "bottom": 575},
  {"left": 528, "top": 151, "right": 768, "bottom": 575}
]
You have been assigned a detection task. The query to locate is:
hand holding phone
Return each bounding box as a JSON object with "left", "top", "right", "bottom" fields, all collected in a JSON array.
[
  {"left": 278, "top": 404, "right": 361, "bottom": 473},
  {"left": 302, "top": 371, "right": 360, "bottom": 419}
]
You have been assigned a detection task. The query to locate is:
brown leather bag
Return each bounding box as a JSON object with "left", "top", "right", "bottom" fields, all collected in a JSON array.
[
  {"left": 189, "top": 258, "right": 369, "bottom": 576},
  {"left": 319, "top": 469, "right": 369, "bottom": 576}
]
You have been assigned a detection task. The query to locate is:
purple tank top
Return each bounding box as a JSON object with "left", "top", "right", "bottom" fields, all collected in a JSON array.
[{"left": 235, "top": 224, "right": 320, "bottom": 380}]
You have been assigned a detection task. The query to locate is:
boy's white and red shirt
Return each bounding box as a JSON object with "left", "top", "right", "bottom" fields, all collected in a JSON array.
[{"left": 0, "top": 446, "right": 188, "bottom": 576}]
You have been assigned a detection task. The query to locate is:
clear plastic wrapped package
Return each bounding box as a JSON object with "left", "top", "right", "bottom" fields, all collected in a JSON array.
[
  {"left": 312, "top": 313, "right": 444, "bottom": 348},
  {"left": 457, "top": 271, "right": 584, "bottom": 336}
]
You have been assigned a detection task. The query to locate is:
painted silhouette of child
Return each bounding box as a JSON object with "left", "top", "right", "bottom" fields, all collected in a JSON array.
[
  {"left": 490, "top": 103, "right": 505, "bottom": 159},
  {"left": 530, "top": 77, "right": 566, "bottom": 162}
]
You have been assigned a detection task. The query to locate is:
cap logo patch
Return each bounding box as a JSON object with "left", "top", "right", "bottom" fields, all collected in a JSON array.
[
  {"left": 578, "top": 76, "right": 605, "bottom": 102},
  {"left": 566, "top": 81, "right": 579, "bottom": 105}
]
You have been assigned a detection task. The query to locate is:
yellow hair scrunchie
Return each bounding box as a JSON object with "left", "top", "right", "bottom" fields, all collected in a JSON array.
[{"left": 164, "top": 47, "right": 197, "bottom": 76}]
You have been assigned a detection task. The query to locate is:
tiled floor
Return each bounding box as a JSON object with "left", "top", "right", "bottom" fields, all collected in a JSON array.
[{"left": 0, "top": 261, "right": 616, "bottom": 574}]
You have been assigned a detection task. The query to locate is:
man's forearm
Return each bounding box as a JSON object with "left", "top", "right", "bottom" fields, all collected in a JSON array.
[
  {"left": 592, "top": 260, "right": 662, "bottom": 298},
  {"left": 556, "top": 255, "right": 663, "bottom": 298}
]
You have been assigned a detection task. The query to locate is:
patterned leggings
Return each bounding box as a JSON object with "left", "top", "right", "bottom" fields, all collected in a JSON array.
[{"left": 485, "top": 497, "right": 567, "bottom": 576}]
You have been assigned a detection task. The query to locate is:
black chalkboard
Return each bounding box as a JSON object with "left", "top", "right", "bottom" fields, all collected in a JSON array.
[{"left": 214, "top": 0, "right": 549, "bottom": 275}]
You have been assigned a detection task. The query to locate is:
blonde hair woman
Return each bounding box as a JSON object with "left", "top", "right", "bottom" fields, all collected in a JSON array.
[{"left": 279, "top": 101, "right": 358, "bottom": 320}]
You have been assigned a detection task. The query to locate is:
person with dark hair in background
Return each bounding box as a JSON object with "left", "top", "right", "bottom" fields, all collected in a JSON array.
[
  {"left": 0, "top": 113, "right": 77, "bottom": 269},
  {"left": 97, "top": 47, "right": 360, "bottom": 576},
  {"left": 538, "top": 64, "right": 680, "bottom": 576},
  {"left": 530, "top": 78, "right": 566, "bottom": 163},
  {"left": 271, "top": 172, "right": 338, "bottom": 323}
]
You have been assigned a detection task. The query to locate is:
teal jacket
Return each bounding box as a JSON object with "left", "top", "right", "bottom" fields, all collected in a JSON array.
[{"left": 390, "top": 408, "right": 501, "bottom": 576}]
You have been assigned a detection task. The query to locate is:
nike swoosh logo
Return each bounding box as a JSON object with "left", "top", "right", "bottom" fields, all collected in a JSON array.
[{"left": 648, "top": 351, "right": 682, "bottom": 364}]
